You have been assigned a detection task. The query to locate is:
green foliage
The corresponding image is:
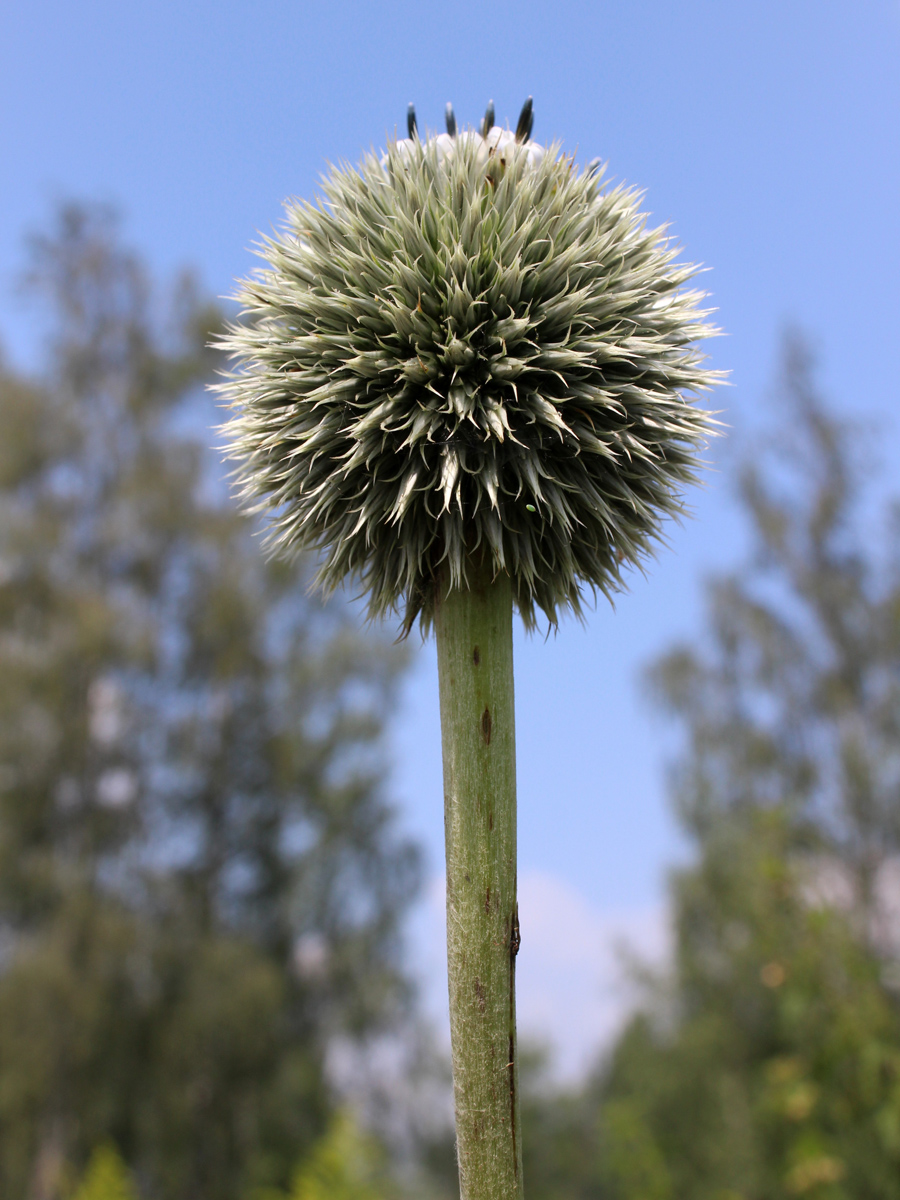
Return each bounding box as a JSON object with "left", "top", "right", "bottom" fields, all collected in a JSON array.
[
  {"left": 249, "top": 1110, "right": 394, "bottom": 1200},
  {"left": 72, "top": 1145, "right": 138, "bottom": 1200},
  {"left": 514, "top": 338, "right": 900, "bottom": 1199},
  {"left": 598, "top": 1100, "right": 672, "bottom": 1200},
  {"left": 288, "top": 1110, "right": 391, "bottom": 1200},
  {"left": 0, "top": 205, "right": 419, "bottom": 1199},
  {"left": 601, "top": 808, "right": 900, "bottom": 1198},
  {"left": 220, "top": 114, "right": 719, "bottom": 634}
]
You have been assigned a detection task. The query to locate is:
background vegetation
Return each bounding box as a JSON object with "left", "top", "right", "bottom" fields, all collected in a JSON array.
[
  {"left": 0, "top": 207, "right": 419, "bottom": 1200},
  {"left": 514, "top": 338, "right": 900, "bottom": 1200},
  {"left": 3, "top": 210, "right": 900, "bottom": 1199}
]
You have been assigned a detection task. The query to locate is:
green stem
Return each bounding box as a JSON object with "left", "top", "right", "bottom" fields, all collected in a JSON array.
[{"left": 435, "top": 558, "right": 523, "bottom": 1200}]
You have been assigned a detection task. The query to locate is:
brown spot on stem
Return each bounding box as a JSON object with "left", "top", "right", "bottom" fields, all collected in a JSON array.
[
  {"left": 474, "top": 977, "right": 486, "bottom": 1013},
  {"left": 473, "top": 645, "right": 480, "bottom": 666},
  {"left": 485, "top": 887, "right": 491, "bottom": 913},
  {"left": 489, "top": 811, "right": 494, "bottom": 831},
  {"left": 481, "top": 706, "right": 492, "bottom": 744}
]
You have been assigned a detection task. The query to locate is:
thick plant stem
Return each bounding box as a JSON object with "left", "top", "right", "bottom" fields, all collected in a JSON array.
[{"left": 435, "top": 559, "right": 523, "bottom": 1200}]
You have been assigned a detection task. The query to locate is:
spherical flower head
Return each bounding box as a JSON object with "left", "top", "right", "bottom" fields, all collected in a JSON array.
[{"left": 219, "top": 107, "right": 721, "bottom": 635}]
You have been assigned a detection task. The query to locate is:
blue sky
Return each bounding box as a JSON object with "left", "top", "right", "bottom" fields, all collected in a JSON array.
[{"left": 3, "top": 0, "right": 899, "bottom": 1073}]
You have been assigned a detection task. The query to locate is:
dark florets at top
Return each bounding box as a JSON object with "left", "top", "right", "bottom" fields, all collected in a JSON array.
[{"left": 219, "top": 124, "right": 720, "bottom": 634}]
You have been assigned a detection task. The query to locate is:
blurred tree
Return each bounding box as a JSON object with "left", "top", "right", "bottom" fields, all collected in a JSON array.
[
  {"left": 0, "top": 205, "right": 419, "bottom": 1200},
  {"left": 514, "top": 338, "right": 900, "bottom": 1199},
  {"left": 596, "top": 807, "right": 900, "bottom": 1199},
  {"left": 656, "top": 334, "right": 900, "bottom": 915}
]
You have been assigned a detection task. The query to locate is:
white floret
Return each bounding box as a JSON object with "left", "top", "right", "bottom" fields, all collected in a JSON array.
[
  {"left": 432, "top": 132, "right": 456, "bottom": 162},
  {"left": 393, "top": 138, "right": 417, "bottom": 162},
  {"left": 385, "top": 126, "right": 550, "bottom": 172}
]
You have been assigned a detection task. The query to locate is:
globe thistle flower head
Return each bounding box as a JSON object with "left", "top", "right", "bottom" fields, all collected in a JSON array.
[{"left": 219, "top": 99, "right": 721, "bottom": 635}]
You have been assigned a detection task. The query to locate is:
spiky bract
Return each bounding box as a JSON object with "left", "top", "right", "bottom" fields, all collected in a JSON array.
[{"left": 220, "top": 132, "right": 719, "bottom": 633}]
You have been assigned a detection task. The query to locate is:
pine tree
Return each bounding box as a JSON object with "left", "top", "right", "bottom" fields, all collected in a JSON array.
[
  {"left": 288, "top": 1110, "right": 389, "bottom": 1200},
  {"left": 72, "top": 1146, "right": 138, "bottom": 1200}
]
